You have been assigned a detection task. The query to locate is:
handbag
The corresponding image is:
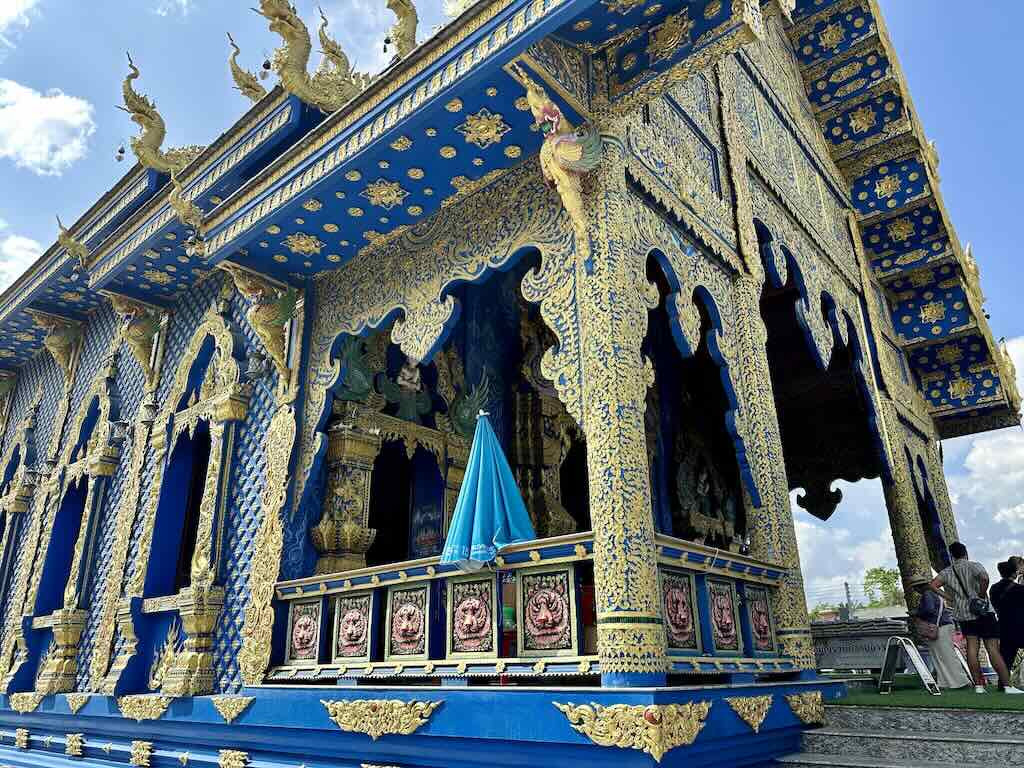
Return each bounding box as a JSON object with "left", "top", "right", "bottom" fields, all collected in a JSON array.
[
  {"left": 914, "top": 595, "right": 941, "bottom": 642},
  {"left": 951, "top": 562, "right": 992, "bottom": 617}
]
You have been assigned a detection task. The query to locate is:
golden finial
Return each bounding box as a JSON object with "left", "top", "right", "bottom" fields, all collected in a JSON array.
[{"left": 227, "top": 32, "right": 268, "bottom": 103}]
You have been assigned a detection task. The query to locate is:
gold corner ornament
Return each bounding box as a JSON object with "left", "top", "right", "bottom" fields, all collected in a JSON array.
[
  {"left": 219, "top": 749, "right": 249, "bottom": 768},
  {"left": 8, "top": 692, "right": 44, "bottom": 713},
  {"left": 217, "top": 263, "right": 299, "bottom": 380},
  {"left": 56, "top": 216, "right": 90, "bottom": 271},
  {"left": 65, "top": 692, "right": 90, "bottom": 714},
  {"left": 27, "top": 310, "right": 81, "bottom": 382},
  {"left": 554, "top": 702, "right": 711, "bottom": 763},
  {"left": 725, "top": 695, "right": 772, "bottom": 734},
  {"left": 130, "top": 740, "right": 154, "bottom": 767},
  {"left": 119, "top": 53, "right": 203, "bottom": 175},
  {"left": 108, "top": 294, "right": 162, "bottom": 391},
  {"left": 227, "top": 32, "right": 268, "bottom": 104},
  {"left": 117, "top": 694, "right": 172, "bottom": 722},
  {"left": 169, "top": 171, "right": 205, "bottom": 233},
  {"left": 320, "top": 699, "right": 442, "bottom": 740},
  {"left": 212, "top": 695, "right": 255, "bottom": 724},
  {"left": 785, "top": 692, "right": 824, "bottom": 725},
  {"left": 65, "top": 733, "right": 85, "bottom": 757},
  {"left": 385, "top": 0, "right": 418, "bottom": 59}
]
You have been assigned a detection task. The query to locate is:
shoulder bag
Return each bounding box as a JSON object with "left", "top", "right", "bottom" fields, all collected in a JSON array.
[{"left": 951, "top": 562, "right": 992, "bottom": 617}]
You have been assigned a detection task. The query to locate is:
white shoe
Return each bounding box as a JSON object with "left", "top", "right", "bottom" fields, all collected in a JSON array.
[
  {"left": 1003, "top": 686, "right": 1024, "bottom": 694},
  {"left": 975, "top": 686, "right": 988, "bottom": 693}
]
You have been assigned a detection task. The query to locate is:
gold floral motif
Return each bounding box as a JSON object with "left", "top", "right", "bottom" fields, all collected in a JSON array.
[
  {"left": 390, "top": 136, "right": 412, "bottom": 151},
  {"left": 65, "top": 693, "right": 89, "bottom": 714},
  {"left": 785, "top": 692, "right": 824, "bottom": 725},
  {"left": 130, "top": 740, "right": 154, "bottom": 767},
  {"left": 283, "top": 233, "right": 325, "bottom": 255},
  {"left": 601, "top": 0, "right": 644, "bottom": 13},
  {"left": 118, "top": 694, "right": 172, "bottom": 722},
  {"left": 303, "top": 198, "right": 323, "bottom": 212},
  {"left": 142, "top": 269, "right": 174, "bottom": 286},
  {"left": 848, "top": 105, "right": 876, "bottom": 134},
  {"left": 645, "top": 8, "right": 695, "bottom": 64},
  {"left": 874, "top": 174, "right": 901, "bottom": 199},
  {"left": 455, "top": 108, "right": 511, "bottom": 148},
  {"left": 554, "top": 702, "right": 711, "bottom": 763},
  {"left": 818, "top": 21, "right": 844, "bottom": 49},
  {"left": 948, "top": 377, "right": 975, "bottom": 401},
  {"left": 937, "top": 343, "right": 963, "bottom": 365},
  {"left": 219, "top": 750, "right": 248, "bottom": 768},
  {"left": 9, "top": 692, "right": 44, "bottom": 713},
  {"left": 918, "top": 301, "right": 945, "bottom": 324},
  {"left": 725, "top": 695, "right": 772, "bottom": 733},
  {"left": 360, "top": 180, "right": 409, "bottom": 210},
  {"left": 212, "top": 695, "right": 255, "bottom": 724},
  {"left": 65, "top": 733, "right": 85, "bottom": 757},
  {"left": 888, "top": 217, "right": 915, "bottom": 242},
  {"left": 321, "top": 699, "right": 441, "bottom": 740},
  {"left": 14, "top": 728, "right": 28, "bottom": 750}
]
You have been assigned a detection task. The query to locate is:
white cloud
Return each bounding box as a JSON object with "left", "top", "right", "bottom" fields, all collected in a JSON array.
[
  {"left": 0, "top": 231, "right": 42, "bottom": 293},
  {"left": 0, "top": 0, "right": 41, "bottom": 47},
  {"left": 0, "top": 79, "right": 95, "bottom": 176},
  {"left": 154, "top": 0, "right": 195, "bottom": 17}
]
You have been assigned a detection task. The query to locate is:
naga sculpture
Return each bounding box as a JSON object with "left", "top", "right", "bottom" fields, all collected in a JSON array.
[
  {"left": 386, "top": 0, "right": 419, "bottom": 60},
  {"left": 227, "top": 32, "right": 268, "bottom": 104},
  {"left": 56, "top": 216, "right": 90, "bottom": 272},
  {"left": 218, "top": 263, "right": 299, "bottom": 378},
  {"left": 108, "top": 294, "right": 162, "bottom": 390},
  {"left": 511, "top": 63, "right": 601, "bottom": 251},
  {"left": 27, "top": 311, "right": 81, "bottom": 382},
  {"left": 169, "top": 171, "right": 204, "bottom": 233},
  {"left": 119, "top": 54, "right": 204, "bottom": 175},
  {"left": 252, "top": 2, "right": 369, "bottom": 114}
]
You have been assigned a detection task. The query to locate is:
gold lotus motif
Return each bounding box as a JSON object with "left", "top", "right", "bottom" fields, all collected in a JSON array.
[
  {"left": 848, "top": 105, "right": 876, "bottom": 134},
  {"left": 320, "top": 698, "right": 441, "bottom": 740},
  {"left": 283, "top": 233, "right": 325, "bottom": 255},
  {"left": 360, "top": 180, "right": 409, "bottom": 210},
  {"left": 554, "top": 701, "right": 711, "bottom": 763},
  {"left": 456, "top": 108, "right": 511, "bottom": 149},
  {"left": 874, "top": 174, "right": 901, "bottom": 200},
  {"left": 212, "top": 695, "right": 255, "bottom": 724}
]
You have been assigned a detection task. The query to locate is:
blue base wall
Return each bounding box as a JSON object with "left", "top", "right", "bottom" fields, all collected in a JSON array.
[{"left": 0, "top": 680, "right": 843, "bottom": 767}]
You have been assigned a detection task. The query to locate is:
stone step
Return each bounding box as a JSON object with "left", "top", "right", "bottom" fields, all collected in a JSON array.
[
  {"left": 825, "top": 703, "right": 1024, "bottom": 736},
  {"left": 776, "top": 753, "right": 1004, "bottom": 768},
  {"left": 803, "top": 728, "right": 1024, "bottom": 765}
]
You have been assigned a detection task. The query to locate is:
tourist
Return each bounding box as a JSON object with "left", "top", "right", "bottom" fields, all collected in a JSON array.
[
  {"left": 928, "top": 542, "right": 1023, "bottom": 693},
  {"left": 990, "top": 560, "right": 1024, "bottom": 681},
  {"left": 914, "top": 583, "right": 970, "bottom": 689}
]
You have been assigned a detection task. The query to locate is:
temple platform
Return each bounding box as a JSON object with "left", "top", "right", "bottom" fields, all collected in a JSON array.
[{"left": 0, "top": 679, "right": 843, "bottom": 767}]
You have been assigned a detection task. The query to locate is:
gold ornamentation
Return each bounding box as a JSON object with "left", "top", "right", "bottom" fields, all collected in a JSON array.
[
  {"left": 818, "top": 21, "right": 844, "bottom": 49},
  {"left": 169, "top": 171, "right": 205, "bottom": 232},
  {"left": 227, "top": 32, "right": 268, "bottom": 103},
  {"left": 440, "top": 145, "right": 457, "bottom": 159},
  {"left": 119, "top": 54, "right": 203, "bottom": 174},
  {"left": 361, "top": 180, "right": 410, "bottom": 210},
  {"left": 386, "top": 0, "right": 419, "bottom": 59},
  {"left": 9, "top": 692, "right": 44, "bottom": 713},
  {"left": 554, "top": 702, "right": 711, "bottom": 763},
  {"left": 130, "top": 740, "right": 154, "bottom": 767},
  {"left": 645, "top": 8, "right": 695, "bottom": 65},
  {"left": 601, "top": 0, "right": 644, "bottom": 14},
  {"left": 918, "top": 301, "right": 945, "bottom": 324},
  {"left": 785, "top": 692, "right": 823, "bottom": 725},
  {"left": 949, "top": 377, "right": 975, "bottom": 400},
  {"left": 239, "top": 405, "right": 298, "bottom": 684},
  {"left": 14, "top": 728, "right": 28, "bottom": 749},
  {"left": 445, "top": 98, "right": 463, "bottom": 112},
  {"left": 303, "top": 198, "right": 323, "bottom": 212},
  {"left": 27, "top": 310, "right": 80, "bottom": 381},
  {"left": 252, "top": 3, "right": 369, "bottom": 113},
  {"left": 888, "top": 217, "right": 915, "bottom": 242},
  {"left": 142, "top": 269, "right": 174, "bottom": 286},
  {"left": 219, "top": 750, "right": 248, "bottom": 768},
  {"left": 118, "top": 694, "right": 172, "bottom": 722},
  {"left": 149, "top": 619, "right": 182, "bottom": 690},
  {"left": 212, "top": 695, "right": 255, "bottom": 724},
  {"left": 874, "top": 174, "right": 901, "bottom": 199},
  {"left": 56, "top": 216, "right": 90, "bottom": 270},
  {"left": 390, "top": 136, "right": 413, "bottom": 151},
  {"left": 108, "top": 293, "right": 163, "bottom": 390},
  {"left": 455, "top": 108, "right": 511, "bottom": 148},
  {"left": 284, "top": 233, "right": 325, "bottom": 255},
  {"left": 321, "top": 699, "right": 441, "bottom": 740},
  {"left": 65, "top": 693, "right": 89, "bottom": 714},
  {"left": 726, "top": 695, "right": 772, "bottom": 733},
  {"left": 218, "top": 262, "right": 299, "bottom": 379},
  {"left": 848, "top": 105, "right": 876, "bottom": 134},
  {"left": 66, "top": 733, "right": 85, "bottom": 757}
]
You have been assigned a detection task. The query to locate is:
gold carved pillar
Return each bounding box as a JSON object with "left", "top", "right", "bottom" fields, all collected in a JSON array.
[
  {"left": 310, "top": 417, "right": 382, "bottom": 574},
  {"left": 733, "top": 278, "right": 814, "bottom": 669}
]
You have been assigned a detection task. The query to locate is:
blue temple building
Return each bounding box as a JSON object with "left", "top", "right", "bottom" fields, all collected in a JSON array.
[{"left": 0, "top": 0, "right": 1016, "bottom": 765}]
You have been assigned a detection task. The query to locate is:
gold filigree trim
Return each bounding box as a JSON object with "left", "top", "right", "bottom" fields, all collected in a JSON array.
[
  {"left": 554, "top": 702, "right": 711, "bottom": 763},
  {"left": 725, "top": 695, "right": 772, "bottom": 733},
  {"left": 212, "top": 695, "right": 255, "bottom": 724},
  {"left": 785, "top": 691, "right": 824, "bottom": 725},
  {"left": 118, "top": 694, "right": 172, "bottom": 722},
  {"left": 9, "top": 692, "right": 44, "bottom": 713},
  {"left": 321, "top": 699, "right": 441, "bottom": 740},
  {"left": 65, "top": 693, "right": 89, "bottom": 714}
]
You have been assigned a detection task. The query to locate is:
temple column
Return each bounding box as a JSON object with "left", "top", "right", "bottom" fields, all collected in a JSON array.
[
  {"left": 733, "top": 278, "right": 815, "bottom": 669},
  {"left": 310, "top": 417, "right": 382, "bottom": 574},
  {"left": 923, "top": 440, "right": 959, "bottom": 550},
  {"left": 568, "top": 139, "right": 667, "bottom": 686}
]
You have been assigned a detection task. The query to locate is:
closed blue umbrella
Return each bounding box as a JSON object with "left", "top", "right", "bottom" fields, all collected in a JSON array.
[{"left": 441, "top": 413, "right": 535, "bottom": 571}]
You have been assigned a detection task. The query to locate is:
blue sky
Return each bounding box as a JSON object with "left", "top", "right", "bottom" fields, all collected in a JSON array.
[{"left": 1, "top": 1, "right": 1022, "bottom": 605}]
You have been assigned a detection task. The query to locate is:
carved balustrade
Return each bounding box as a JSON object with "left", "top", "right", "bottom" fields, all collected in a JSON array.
[{"left": 268, "top": 533, "right": 793, "bottom": 684}]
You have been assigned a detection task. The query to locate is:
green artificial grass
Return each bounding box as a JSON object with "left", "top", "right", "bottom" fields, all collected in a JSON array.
[{"left": 834, "top": 674, "right": 1024, "bottom": 711}]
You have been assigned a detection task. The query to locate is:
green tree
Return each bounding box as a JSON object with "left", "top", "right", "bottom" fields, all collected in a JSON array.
[
  {"left": 808, "top": 602, "right": 837, "bottom": 621},
  {"left": 863, "top": 566, "right": 903, "bottom": 607}
]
